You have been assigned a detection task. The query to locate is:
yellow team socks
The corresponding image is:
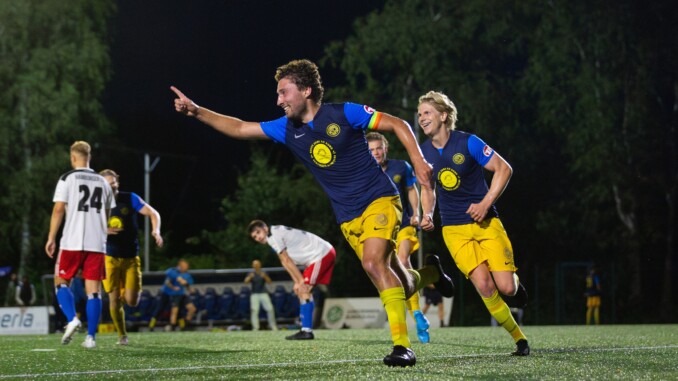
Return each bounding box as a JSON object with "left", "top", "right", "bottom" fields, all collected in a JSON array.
[
  {"left": 380, "top": 287, "right": 411, "bottom": 348},
  {"left": 149, "top": 317, "right": 157, "bottom": 329},
  {"left": 110, "top": 303, "right": 127, "bottom": 337},
  {"left": 406, "top": 291, "right": 421, "bottom": 315},
  {"left": 482, "top": 290, "right": 526, "bottom": 343}
]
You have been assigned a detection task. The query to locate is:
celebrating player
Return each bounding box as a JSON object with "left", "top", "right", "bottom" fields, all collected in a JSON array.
[
  {"left": 248, "top": 220, "right": 335, "bottom": 340},
  {"left": 366, "top": 132, "right": 430, "bottom": 343},
  {"left": 171, "top": 59, "right": 454, "bottom": 366},
  {"left": 99, "top": 169, "right": 164, "bottom": 345},
  {"left": 417, "top": 90, "right": 530, "bottom": 356},
  {"left": 45, "top": 141, "right": 116, "bottom": 349}
]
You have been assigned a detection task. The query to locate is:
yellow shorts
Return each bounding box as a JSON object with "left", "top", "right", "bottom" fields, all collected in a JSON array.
[
  {"left": 340, "top": 196, "right": 402, "bottom": 260},
  {"left": 103, "top": 256, "right": 142, "bottom": 294},
  {"left": 587, "top": 296, "right": 601, "bottom": 308},
  {"left": 442, "top": 217, "right": 517, "bottom": 278},
  {"left": 396, "top": 225, "right": 420, "bottom": 255}
]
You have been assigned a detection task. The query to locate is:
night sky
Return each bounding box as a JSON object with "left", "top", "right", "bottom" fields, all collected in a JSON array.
[{"left": 100, "top": 1, "right": 385, "bottom": 252}]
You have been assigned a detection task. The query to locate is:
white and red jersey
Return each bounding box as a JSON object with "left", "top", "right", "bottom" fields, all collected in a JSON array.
[
  {"left": 267, "top": 225, "right": 332, "bottom": 266},
  {"left": 53, "top": 168, "right": 115, "bottom": 253}
]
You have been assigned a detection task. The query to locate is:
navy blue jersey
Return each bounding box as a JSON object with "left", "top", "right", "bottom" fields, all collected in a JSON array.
[
  {"left": 384, "top": 159, "right": 417, "bottom": 229},
  {"left": 420, "top": 131, "right": 498, "bottom": 225},
  {"left": 586, "top": 274, "right": 601, "bottom": 296},
  {"left": 106, "top": 191, "right": 145, "bottom": 258},
  {"left": 261, "top": 103, "right": 398, "bottom": 223}
]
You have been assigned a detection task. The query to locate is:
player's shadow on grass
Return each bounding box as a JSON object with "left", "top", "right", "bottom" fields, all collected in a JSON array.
[{"left": 133, "top": 345, "right": 254, "bottom": 358}]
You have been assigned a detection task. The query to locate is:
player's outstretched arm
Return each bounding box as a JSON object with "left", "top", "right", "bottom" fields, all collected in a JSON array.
[
  {"left": 171, "top": 86, "right": 269, "bottom": 140},
  {"left": 45, "top": 202, "right": 66, "bottom": 258},
  {"left": 407, "top": 185, "right": 420, "bottom": 226},
  {"left": 375, "top": 113, "right": 434, "bottom": 190}
]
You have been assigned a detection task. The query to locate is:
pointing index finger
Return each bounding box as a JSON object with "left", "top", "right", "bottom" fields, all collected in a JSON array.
[{"left": 170, "top": 85, "right": 187, "bottom": 99}]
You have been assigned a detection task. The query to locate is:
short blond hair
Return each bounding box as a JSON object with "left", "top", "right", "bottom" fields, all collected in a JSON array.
[
  {"left": 99, "top": 169, "right": 119, "bottom": 181},
  {"left": 418, "top": 91, "right": 458, "bottom": 131},
  {"left": 70, "top": 141, "right": 91, "bottom": 158},
  {"left": 365, "top": 132, "right": 388, "bottom": 148}
]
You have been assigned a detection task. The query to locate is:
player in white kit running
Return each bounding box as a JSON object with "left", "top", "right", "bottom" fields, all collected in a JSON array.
[
  {"left": 45, "top": 141, "right": 115, "bottom": 349},
  {"left": 248, "top": 220, "right": 336, "bottom": 340}
]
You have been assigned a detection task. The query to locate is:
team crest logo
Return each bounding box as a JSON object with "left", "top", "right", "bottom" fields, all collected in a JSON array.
[
  {"left": 108, "top": 216, "right": 124, "bottom": 229},
  {"left": 438, "top": 168, "right": 461, "bottom": 191},
  {"left": 375, "top": 213, "right": 388, "bottom": 226},
  {"left": 363, "top": 105, "right": 375, "bottom": 114},
  {"left": 393, "top": 174, "right": 402, "bottom": 183},
  {"left": 310, "top": 140, "right": 336, "bottom": 167},
  {"left": 483, "top": 145, "right": 493, "bottom": 157},
  {"left": 326, "top": 123, "right": 340, "bottom": 138},
  {"left": 452, "top": 153, "right": 465, "bottom": 165},
  {"left": 121, "top": 207, "right": 130, "bottom": 215}
]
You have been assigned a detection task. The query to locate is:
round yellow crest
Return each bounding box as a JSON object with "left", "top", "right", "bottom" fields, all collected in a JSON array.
[
  {"left": 326, "top": 123, "right": 340, "bottom": 137},
  {"left": 453, "top": 153, "right": 465, "bottom": 165},
  {"left": 438, "top": 168, "right": 460, "bottom": 191},
  {"left": 310, "top": 140, "right": 336, "bottom": 167},
  {"left": 108, "top": 216, "right": 123, "bottom": 229}
]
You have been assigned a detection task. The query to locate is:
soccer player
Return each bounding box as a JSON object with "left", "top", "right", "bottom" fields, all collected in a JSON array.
[
  {"left": 417, "top": 91, "right": 530, "bottom": 356},
  {"left": 99, "top": 169, "right": 164, "bottom": 345},
  {"left": 366, "top": 132, "right": 430, "bottom": 343},
  {"left": 248, "top": 220, "right": 335, "bottom": 340},
  {"left": 45, "top": 141, "right": 116, "bottom": 349},
  {"left": 585, "top": 266, "right": 601, "bottom": 325},
  {"left": 149, "top": 259, "right": 196, "bottom": 332},
  {"left": 171, "top": 59, "right": 454, "bottom": 366},
  {"left": 244, "top": 259, "right": 278, "bottom": 331}
]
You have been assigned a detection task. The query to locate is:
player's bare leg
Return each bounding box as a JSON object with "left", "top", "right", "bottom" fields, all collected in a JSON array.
[
  {"left": 396, "top": 239, "right": 429, "bottom": 343},
  {"left": 362, "top": 237, "right": 415, "bottom": 367},
  {"left": 470, "top": 263, "right": 529, "bottom": 355}
]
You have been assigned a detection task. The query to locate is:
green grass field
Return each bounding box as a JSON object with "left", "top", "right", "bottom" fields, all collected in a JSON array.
[{"left": 1, "top": 325, "right": 677, "bottom": 380}]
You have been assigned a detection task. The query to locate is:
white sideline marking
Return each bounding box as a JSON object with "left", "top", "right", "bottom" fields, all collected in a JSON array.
[{"left": 3, "top": 344, "right": 677, "bottom": 379}]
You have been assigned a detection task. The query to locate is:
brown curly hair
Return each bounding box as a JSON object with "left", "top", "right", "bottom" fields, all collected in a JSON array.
[{"left": 274, "top": 59, "right": 324, "bottom": 104}]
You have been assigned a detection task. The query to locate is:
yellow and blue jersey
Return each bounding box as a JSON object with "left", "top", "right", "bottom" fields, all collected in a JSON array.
[
  {"left": 106, "top": 191, "right": 145, "bottom": 258},
  {"left": 420, "top": 131, "right": 498, "bottom": 225},
  {"left": 261, "top": 103, "right": 397, "bottom": 223},
  {"left": 586, "top": 274, "right": 601, "bottom": 296},
  {"left": 384, "top": 159, "right": 417, "bottom": 229}
]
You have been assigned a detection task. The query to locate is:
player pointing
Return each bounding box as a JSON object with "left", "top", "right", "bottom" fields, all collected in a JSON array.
[
  {"left": 171, "top": 59, "right": 454, "bottom": 367},
  {"left": 45, "top": 141, "right": 115, "bottom": 349},
  {"left": 417, "top": 91, "right": 530, "bottom": 356}
]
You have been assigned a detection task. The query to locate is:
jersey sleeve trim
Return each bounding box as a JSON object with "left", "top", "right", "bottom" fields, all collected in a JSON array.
[
  {"left": 130, "top": 192, "right": 145, "bottom": 212},
  {"left": 468, "top": 134, "right": 494, "bottom": 166},
  {"left": 260, "top": 117, "right": 288, "bottom": 143}
]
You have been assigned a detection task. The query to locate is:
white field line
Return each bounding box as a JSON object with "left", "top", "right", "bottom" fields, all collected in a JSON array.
[{"left": 2, "top": 344, "right": 677, "bottom": 379}]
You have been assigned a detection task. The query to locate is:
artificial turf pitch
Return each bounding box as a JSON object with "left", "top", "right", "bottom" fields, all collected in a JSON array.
[{"left": 1, "top": 325, "right": 676, "bottom": 380}]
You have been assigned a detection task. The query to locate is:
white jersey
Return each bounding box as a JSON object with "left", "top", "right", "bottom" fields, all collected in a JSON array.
[
  {"left": 267, "top": 225, "right": 332, "bottom": 267},
  {"left": 52, "top": 168, "right": 116, "bottom": 253}
]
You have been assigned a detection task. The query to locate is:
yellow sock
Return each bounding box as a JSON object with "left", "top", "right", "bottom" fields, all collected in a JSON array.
[
  {"left": 482, "top": 290, "right": 526, "bottom": 343},
  {"left": 110, "top": 304, "right": 127, "bottom": 337},
  {"left": 380, "top": 287, "right": 411, "bottom": 348},
  {"left": 406, "top": 291, "right": 421, "bottom": 315},
  {"left": 149, "top": 317, "right": 157, "bottom": 329},
  {"left": 593, "top": 308, "right": 600, "bottom": 325},
  {"left": 586, "top": 308, "right": 592, "bottom": 325},
  {"left": 179, "top": 318, "right": 186, "bottom": 329}
]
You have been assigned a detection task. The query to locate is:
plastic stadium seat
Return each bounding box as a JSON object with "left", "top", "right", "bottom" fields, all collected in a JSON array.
[
  {"left": 235, "top": 286, "right": 251, "bottom": 320},
  {"left": 203, "top": 287, "right": 220, "bottom": 321},
  {"left": 272, "top": 285, "right": 288, "bottom": 318},
  {"left": 218, "top": 287, "right": 237, "bottom": 320}
]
